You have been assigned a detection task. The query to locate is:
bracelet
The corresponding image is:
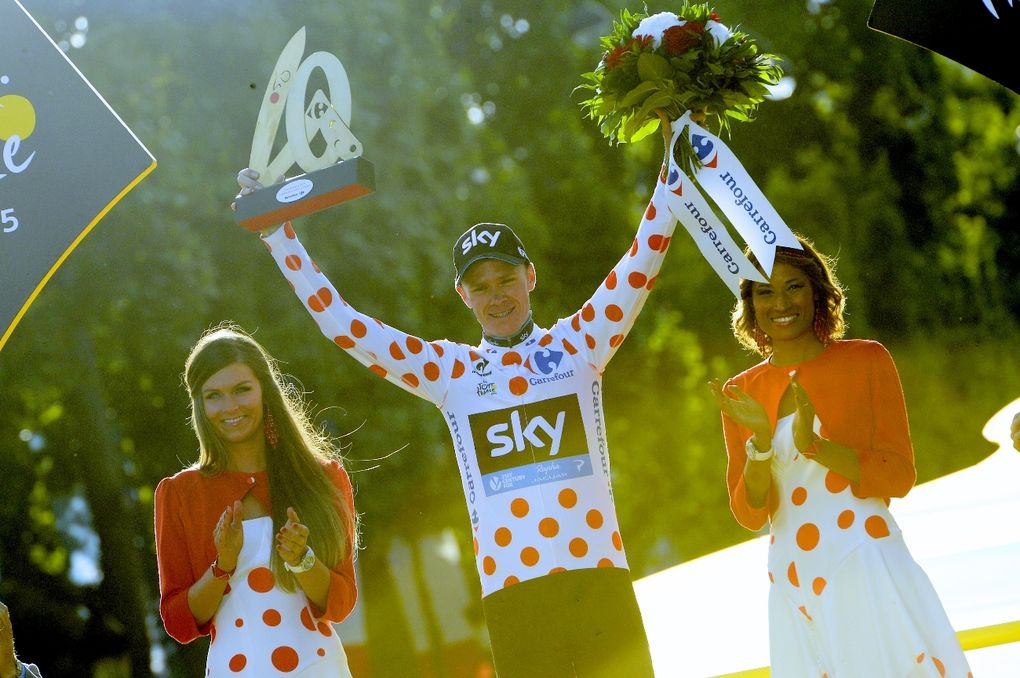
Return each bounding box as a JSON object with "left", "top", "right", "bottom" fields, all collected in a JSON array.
[
  {"left": 211, "top": 559, "right": 235, "bottom": 580},
  {"left": 801, "top": 434, "right": 824, "bottom": 459}
]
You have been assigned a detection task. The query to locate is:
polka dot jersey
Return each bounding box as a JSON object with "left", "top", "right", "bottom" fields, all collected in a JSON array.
[{"left": 262, "top": 174, "right": 678, "bottom": 597}]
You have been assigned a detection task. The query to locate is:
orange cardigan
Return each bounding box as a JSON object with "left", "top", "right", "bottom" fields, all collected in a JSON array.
[
  {"left": 722, "top": 339, "right": 916, "bottom": 532},
  {"left": 154, "top": 460, "right": 357, "bottom": 644}
]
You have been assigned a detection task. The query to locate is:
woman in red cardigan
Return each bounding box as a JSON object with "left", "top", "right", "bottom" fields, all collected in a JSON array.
[
  {"left": 709, "top": 239, "right": 970, "bottom": 677},
  {"left": 155, "top": 324, "right": 358, "bottom": 677}
]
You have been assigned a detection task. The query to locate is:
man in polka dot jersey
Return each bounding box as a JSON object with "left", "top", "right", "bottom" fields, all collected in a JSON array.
[{"left": 236, "top": 162, "right": 679, "bottom": 677}]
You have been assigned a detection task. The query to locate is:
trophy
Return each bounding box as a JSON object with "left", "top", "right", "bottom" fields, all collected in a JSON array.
[{"left": 233, "top": 27, "right": 374, "bottom": 232}]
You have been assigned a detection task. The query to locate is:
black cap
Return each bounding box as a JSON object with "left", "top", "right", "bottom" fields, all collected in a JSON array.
[{"left": 453, "top": 223, "right": 530, "bottom": 284}]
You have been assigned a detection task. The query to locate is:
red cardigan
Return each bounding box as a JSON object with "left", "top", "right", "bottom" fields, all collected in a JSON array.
[
  {"left": 722, "top": 339, "right": 917, "bottom": 531},
  {"left": 154, "top": 459, "right": 357, "bottom": 644}
]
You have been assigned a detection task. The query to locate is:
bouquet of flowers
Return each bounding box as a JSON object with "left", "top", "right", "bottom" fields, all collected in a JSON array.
[{"left": 577, "top": 3, "right": 783, "bottom": 173}]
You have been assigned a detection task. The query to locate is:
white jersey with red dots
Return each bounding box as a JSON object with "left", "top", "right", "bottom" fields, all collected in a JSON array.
[
  {"left": 262, "top": 175, "right": 677, "bottom": 597},
  {"left": 766, "top": 415, "right": 971, "bottom": 677},
  {"left": 207, "top": 518, "right": 352, "bottom": 677}
]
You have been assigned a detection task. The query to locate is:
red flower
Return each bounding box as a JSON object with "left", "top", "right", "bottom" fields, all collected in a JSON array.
[
  {"left": 663, "top": 23, "right": 705, "bottom": 55},
  {"left": 604, "top": 45, "right": 628, "bottom": 70},
  {"left": 631, "top": 35, "right": 654, "bottom": 49},
  {"left": 710, "top": 11, "right": 721, "bottom": 21}
]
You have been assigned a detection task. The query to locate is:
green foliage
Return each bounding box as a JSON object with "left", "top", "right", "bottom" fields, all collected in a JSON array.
[
  {"left": 1, "top": 0, "right": 1019, "bottom": 675},
  {"left": 893, "top": 331, "right": 1020, "bottom": 480}
]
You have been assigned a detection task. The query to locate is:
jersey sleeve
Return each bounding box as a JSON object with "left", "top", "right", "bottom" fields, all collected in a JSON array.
[
  {"left": 554, "top": 172, "right": 678, "bottom": 372},
  {"left": 849, "top": 342, "right": 917, "bottom": 498},
  {"left": 154, "top": 477, "right": 206, "bottom": 644},
  {"left": 263, "top": 223, "right": 464, "bottom": 407},
  {"left": 310, "top": 460, "right": 359, "bottom": 623}
]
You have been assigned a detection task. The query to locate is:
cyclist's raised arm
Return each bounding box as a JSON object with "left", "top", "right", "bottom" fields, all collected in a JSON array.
[
  {"left": 555, "top": 171, "right": 678, "bottom": 372},
  {"left": 261, "top": 222, "right": 462, "bottom": 407}
]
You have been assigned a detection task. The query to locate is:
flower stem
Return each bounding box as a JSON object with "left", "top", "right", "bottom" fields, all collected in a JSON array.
[{"left": 656, "top": 109, "right": 672, "bottom": 168}]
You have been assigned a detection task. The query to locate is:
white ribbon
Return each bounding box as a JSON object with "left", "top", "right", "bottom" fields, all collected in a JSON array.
[
  {"left": 662, "top": 119, "right": 766, "bottom": 296},
  {"left": 676, "top": 111, "right": 801, "bottom": 278}
]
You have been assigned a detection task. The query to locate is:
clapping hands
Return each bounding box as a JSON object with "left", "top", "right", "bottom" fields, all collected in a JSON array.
[
  {"left": 276, "top": 507, "right": 310, "bottom": 568},
  {"left": 789, "top": 371, "right": 817, "bottom": 453},
  {"left": 709, "top": 378, "right": 771, "bottom": 446},
  {"left": 214, "top": 500, "right": 243, "bottom": 572}
]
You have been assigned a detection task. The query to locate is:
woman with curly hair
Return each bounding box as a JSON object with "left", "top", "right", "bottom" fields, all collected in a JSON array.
[
  {"left": 709, "top": 239, "right": 970, "bottom": 677},
  {"left": 155, "top": 325, "right": 358, "bottom": 677}
]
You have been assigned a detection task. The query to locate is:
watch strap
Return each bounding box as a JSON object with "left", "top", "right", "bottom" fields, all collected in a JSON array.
[
  {"left": 745, "top": 436, "right": 773, "bottom": 462},
  {"left": 284, "top": 546, "right": 316, "bottom": 574}
]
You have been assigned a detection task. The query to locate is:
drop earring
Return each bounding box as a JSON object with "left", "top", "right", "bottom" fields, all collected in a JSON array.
[
  {"left": 264, "top": 410, "right": 279, "bottom": 450},
  {"left": 753, "top": 324, "right": 770, "bottom": 355},
  {"left": 813, "top": 304, "right": 829, "bottom": 346}
]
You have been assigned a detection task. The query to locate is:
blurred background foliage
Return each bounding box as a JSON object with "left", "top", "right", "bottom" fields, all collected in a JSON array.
[{"left": 1, "top": 0, "right": 1017, "bottom": 675}]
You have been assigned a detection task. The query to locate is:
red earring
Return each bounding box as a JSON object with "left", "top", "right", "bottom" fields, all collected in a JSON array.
[
  {"left": 753, "top": 325, "right": 770, "bottom": 355},
  {"left": 264, "top": 410, "right": 279, "bottom": 450},
  {"left": 814, "top": 306, "right": 829, "bottom": 346}
]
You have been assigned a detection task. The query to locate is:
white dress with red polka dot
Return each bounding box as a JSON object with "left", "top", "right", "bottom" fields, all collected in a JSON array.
[
  {"left": 262, "top": 174, "right": 678, "bottom": 598},
  {"left": 207, "top": 517, "right": 352, "bottom": 677},
  {"left": 767, "top": 415, "right": 971, "bottom": 677}
]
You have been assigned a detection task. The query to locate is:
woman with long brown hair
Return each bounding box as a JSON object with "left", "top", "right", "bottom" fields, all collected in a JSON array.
[
  {"left": 155, "top": 324, "right": 358, "bottom": 676},
  {"left": 709, "top": 238, "right": 970, "bottom": 677}
]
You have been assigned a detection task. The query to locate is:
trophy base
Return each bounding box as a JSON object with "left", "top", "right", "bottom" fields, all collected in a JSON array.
[{"left": 233, "top": 156, "right": 375, "bottom": 232}]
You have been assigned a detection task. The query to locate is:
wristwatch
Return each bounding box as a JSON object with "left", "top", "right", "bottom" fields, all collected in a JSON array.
[
  {"left": 745, "top": 436, "right": 773, "bottom": 462},
  {"left": 284, "top": 546, "right": 316, "bottom": 574}
]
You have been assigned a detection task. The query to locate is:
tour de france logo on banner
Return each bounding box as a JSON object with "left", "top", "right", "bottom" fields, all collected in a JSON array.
[{"left": 0, "top": 0, "right": 156, "bottom": 351}]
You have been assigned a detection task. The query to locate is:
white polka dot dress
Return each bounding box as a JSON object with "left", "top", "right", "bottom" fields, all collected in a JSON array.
[
  {"left": 767, "top": 415, "right": 971, "bottom": 678},
  {"left": 206, "top": 517, "right": 352, "bottom": 677}
]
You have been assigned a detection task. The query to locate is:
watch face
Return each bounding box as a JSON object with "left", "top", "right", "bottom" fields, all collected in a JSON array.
[{"left": 287, "top": 546, "right": 315, "bottom": 573}]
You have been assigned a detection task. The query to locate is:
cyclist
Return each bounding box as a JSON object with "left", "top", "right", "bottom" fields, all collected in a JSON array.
[{"left": 236, "top": 154, "right": 679, "bottom": 676}]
